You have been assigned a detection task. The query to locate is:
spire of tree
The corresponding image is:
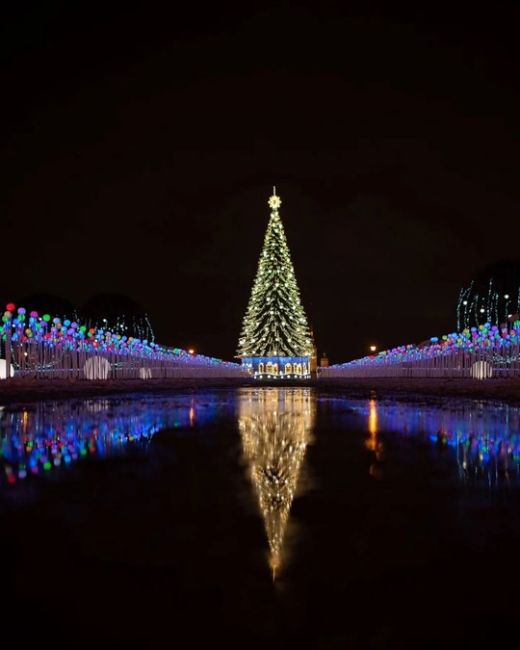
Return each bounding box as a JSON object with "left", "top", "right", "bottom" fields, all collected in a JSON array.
[{"left": 237, "top": 188, "right": 313, "bottom": 357}]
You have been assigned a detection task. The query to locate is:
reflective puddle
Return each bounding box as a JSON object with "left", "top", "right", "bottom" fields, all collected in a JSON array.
[{"left": 2, "top": 388, "right": 520, "bottom": 645}]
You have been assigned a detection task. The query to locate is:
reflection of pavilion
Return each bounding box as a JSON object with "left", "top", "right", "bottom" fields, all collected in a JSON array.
[{"left": 238, "top": 388, "right": 315, "bottom": 578}]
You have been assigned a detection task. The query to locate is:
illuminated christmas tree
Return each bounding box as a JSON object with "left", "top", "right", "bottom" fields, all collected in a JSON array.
[
  {"left": 237, "top": 188, "right": 313, "bottom": 378},
  {"left": 239, "top": 388, "right": 315, "bottom": 578}
]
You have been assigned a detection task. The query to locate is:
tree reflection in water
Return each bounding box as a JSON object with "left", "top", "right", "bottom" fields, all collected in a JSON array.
[{"left": 238, "top": 388, "right": 315, "bottom": 579}]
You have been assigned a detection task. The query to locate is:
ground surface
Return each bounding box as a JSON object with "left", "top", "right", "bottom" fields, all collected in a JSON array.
[
  {"left": 1, "top": 376, "right": 520, "bottom": 404},
  {"left": 318, "top": 376, "right": 520, "bottom": 402}
]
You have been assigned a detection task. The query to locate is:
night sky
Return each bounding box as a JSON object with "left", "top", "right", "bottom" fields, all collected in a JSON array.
[{"left": 2, "top": 2, "right": 520, "bottom": 362}]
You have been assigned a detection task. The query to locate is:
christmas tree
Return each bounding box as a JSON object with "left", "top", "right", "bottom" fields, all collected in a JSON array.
[
  {"left": 237, "top": 188, "right": 313, "bottom": 378},
  {"left": 239, "top": 388, "right": 314, "bottom": 579}
]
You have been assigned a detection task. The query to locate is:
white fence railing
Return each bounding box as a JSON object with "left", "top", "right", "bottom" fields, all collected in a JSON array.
[
  {"left": 321, "top": 346, "right": 520, "bottom": 380},
  {"left": 0, "top": 335, "right": 247, "bottom": 381}
]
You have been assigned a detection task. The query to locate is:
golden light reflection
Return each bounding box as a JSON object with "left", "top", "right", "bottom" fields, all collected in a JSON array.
[
  {"left": 366, "top": 399, "right": 384, "bottom": 477},
  {"left": 22, "top": 410, "right": 29, "bottom": 436},
  {"left": 365, "top": 399, "right": 378, "bottom": 451},
  {"left": 239, "top": 388, "right": 315, "bottom": 579}
]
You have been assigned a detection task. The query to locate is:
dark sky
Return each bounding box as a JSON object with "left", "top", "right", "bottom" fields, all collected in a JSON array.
[{"left": 2, "top": 1, "right": 520, "bottom": 362}]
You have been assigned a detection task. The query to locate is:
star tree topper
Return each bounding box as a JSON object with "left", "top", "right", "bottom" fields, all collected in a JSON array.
[{"left": 268, "top": 186, "right": 282, "bottom": 210}]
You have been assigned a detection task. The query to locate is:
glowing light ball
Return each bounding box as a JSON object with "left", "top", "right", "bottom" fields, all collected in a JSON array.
[
  {"left": 6, "top": 303, "right": 15, "bottom": 312},
  {"left": 83, "top": 357, "right": 111, "bottom": 380},
  {"left": 43, "top": 314, "right": 51, "bottom": 322},
  {"left": 471, "top": 361, "right": 493, "bottom": 380},
  {"left": 0, "top": 359, "right": 15, "bottom": 379}
]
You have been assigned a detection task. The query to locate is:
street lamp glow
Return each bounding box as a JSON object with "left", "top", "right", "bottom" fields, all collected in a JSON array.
[
  {"left": 188, "top": 348, "right": 195, "bottom": 355},
  {"left": 369, "top": 345, "right": 377, "bottom": 353}
]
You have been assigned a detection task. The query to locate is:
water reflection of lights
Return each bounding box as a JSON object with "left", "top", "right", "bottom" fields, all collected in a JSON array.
[
  {"left": 365, "top": 398, "right": 385, "bottom": 479},
  {"left": 351, "top": 399, "right": 520, "bottom": 486},
  {"left": 0, "top": 396, "right": 224, "bottom": 486},
  {"left": 366, "top": 399, "right": 378, "bottom": 450},
  {"left": 239, "top": 388, "right": 315, "bottom": 579}
]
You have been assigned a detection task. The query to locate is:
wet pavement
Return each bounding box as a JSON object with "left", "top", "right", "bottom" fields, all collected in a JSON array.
[{"left": 1, "top": 387, "right": 520, "bottom": 647}]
